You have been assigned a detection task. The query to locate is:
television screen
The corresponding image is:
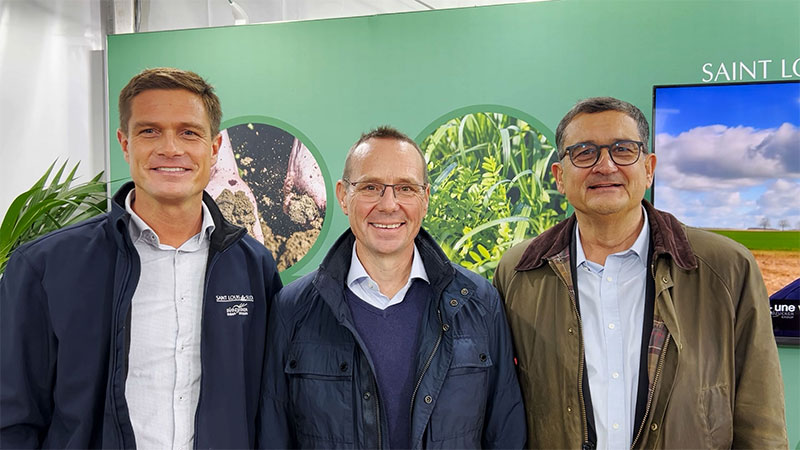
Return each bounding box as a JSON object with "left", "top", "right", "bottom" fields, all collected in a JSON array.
[{"left": 652, "top": 81, "right": 800, "bottom": 344}]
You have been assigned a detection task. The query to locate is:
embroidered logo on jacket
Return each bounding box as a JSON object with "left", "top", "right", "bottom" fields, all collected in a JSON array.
[
  {"left": 216, "top": 294, "right": 254, "bottom": 302},
  {"left": 226, "top": 303, "right": 249, "bottom": 316}
]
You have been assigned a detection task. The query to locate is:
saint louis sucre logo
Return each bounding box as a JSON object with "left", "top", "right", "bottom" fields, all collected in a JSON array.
[
  {"left": 216, "top": 294, "right": 254, "bottom": 317},
  {"left": 226, "top": 303, "right": 249, "bottom": 317},
  {"left": 215, "top": 294, "right": 254, "bottom": 302}
]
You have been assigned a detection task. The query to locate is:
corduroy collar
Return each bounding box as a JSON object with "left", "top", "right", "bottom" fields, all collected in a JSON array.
[{"left": 514, "top": 200, "right": 697, "bottom": 272}]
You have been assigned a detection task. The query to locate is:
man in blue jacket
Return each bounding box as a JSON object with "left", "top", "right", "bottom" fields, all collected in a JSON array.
[
  {"left": 0, "top": 67, "right": 282, "bottom": 449},
  {"left": 259, "top": 126, "right": 525, "bottom": 449}
]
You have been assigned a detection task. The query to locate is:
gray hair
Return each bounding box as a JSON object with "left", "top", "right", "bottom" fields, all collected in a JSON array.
[{"left": 555, "top": 97, "right": 650, "bottom": 159}]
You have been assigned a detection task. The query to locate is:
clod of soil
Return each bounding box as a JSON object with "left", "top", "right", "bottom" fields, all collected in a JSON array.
[
  {"left": 285, "top": 193, "right": 321, "bottom": 225},
  {"left": 279, "top": 228, "right": 321, "bottom": 271},
  {"left": 215, "top": 189, "right": 258, "bottom": 239},
  {"left": 261, "top": 222, "right": 286, "bottom": 262}
]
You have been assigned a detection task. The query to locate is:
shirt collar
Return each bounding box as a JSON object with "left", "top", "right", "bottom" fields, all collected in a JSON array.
[
  {"left": 574, "top": 206, "right": 650, "bottom": 268},
  {"left": 346, "top": 242, "right": 429, "bottom": 289},
  {"left": 125, "top": 189, "right": 215, "bottom": 248}
]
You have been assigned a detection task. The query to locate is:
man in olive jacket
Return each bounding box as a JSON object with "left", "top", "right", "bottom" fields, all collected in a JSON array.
[{"left": 494, "top": 97, "right": 787, "bottom": 449}]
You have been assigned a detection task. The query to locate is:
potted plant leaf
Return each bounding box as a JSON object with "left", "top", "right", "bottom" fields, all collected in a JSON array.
[{"left": 0, "top": 161, "right": 107, "bottom": 275}]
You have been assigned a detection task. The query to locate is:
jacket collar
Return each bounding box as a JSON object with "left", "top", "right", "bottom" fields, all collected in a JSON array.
[
  {"left": 514, "top": 200, "right": 697, "bottom": 271},
  {"left": 110, "top": 181, "right": 245, "bottom": 252},
  {"left": 313, "top": 226, "right": 457, "bottom": 333},
  {"left": 316, "top": 227, "right": 455, "bottom": 292}
]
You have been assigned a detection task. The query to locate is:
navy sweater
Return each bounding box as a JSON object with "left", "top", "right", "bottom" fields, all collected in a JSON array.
[{"left": 345, "top": 280, "right": 431, "bottom": 449}]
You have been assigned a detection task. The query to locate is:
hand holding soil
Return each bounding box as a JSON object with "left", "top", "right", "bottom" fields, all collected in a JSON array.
[
  {"left": 206, "top": 129, "right": 265, "bottom": 245},
  {"left": 213, "top": 123, "right": 327, "bottom": 271},
  {"left": 283, "top": 138, "right": 325, "bottom": 228}
]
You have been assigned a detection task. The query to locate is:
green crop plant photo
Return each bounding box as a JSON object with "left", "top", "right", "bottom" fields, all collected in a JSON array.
[{"left": 422, "top": 112, "right": 567, "bottom": 279}]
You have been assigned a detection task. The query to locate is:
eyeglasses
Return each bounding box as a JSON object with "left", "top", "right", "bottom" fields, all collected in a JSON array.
[
  {"left": 562, "top": 140, "right": 645, "bottom": 168},
  {"left": 343, "top": 179, "right": 427, "bottom": 202}
]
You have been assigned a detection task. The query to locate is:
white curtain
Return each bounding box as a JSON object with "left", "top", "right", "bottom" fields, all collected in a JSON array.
[{"left": 0, "top": 0, "right": 105, "bottom": 216}]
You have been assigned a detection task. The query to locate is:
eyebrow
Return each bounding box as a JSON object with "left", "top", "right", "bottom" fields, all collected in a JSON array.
[
  {"left": 571, "top": 138, "right": 637, "bottom": 145},
  {"left": 131, "top": 121, "right": 209, "bottom": 133},
  {"left": 351, "top": 176, "right": 424, "bottom": 185}
]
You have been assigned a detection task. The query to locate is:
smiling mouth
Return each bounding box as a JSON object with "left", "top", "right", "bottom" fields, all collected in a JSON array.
[
  {"left": 371, "top": 222, "right": 404, "bottom": 229},
  {"left": 589, "top": 183, "right": 622, "bottom": 189},
  {"left": 152, "top": 167, "right": 190, "bottom": 172}
]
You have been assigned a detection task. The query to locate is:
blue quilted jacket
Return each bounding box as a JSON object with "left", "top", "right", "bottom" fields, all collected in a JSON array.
[{"left": 258, "top": 228, "right": 525, "bottom": 449}]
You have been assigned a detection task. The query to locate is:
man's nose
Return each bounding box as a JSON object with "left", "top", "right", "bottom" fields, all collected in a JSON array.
[
  {"left": 158, "top": 133, "right": 184, "bottom": 156},
  {"left": 376, "top": 185, "right": 400, "bottom": 209},
  {"left": 593, "top": 148, "right": 618, "bottom": 173}
]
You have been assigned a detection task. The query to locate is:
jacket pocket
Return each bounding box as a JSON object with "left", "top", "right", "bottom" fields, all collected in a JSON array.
[
  {"left": 285, "top": 342, "right": 354, "bottom": 445},
  {"left": 699, "top": 384, "right": 733, "bottom": 449},
  {"left": 429, "top": 337, "right": 493, "bottom": 443}
]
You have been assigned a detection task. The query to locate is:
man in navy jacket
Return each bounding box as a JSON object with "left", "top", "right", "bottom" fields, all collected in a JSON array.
[
  {"left": 259, "top": 127, "right": 525, "bottom": 449},
  {"left": 0, "top": 68, "right": 282, "bottom": 448}
]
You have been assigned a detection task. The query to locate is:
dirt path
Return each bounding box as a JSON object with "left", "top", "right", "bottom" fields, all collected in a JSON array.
[{"left": 751, "top": 250, "right": 799, "bottom": 295}]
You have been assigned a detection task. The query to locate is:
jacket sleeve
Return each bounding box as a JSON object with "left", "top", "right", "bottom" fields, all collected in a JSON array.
[
  {"left": 730, "top": 253, "right": 788, "bottom": 448},
  {"left": 265, "top": 253, "right": 283, "bottom": 301},
  {"left": 256, "top": 290, "right": 297, "bottom": 449},
  {"left": 0, "top": 250, "right": 57, "bottom": 448},
  {"left": 481, "top": 286, "right": 527, "bottom": 449}
]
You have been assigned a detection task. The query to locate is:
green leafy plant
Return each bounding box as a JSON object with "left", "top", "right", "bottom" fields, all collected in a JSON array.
[
  {"left": 422, "top": 112, "right": 567, "bottom": 279},
  {"left": 0, "top": 161, "right": 107, "bottom": 274}
]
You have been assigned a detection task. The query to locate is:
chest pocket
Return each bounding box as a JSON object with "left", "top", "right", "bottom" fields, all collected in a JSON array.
[
  {"left": 430, "top": 336, "right": 493, "bottom": 443},
  {"left": 285, "top": 342, "right": 354, "bottom": 445}
]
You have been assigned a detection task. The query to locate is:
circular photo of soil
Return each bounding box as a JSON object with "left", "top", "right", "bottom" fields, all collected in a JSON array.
[
  {"left": 420, "top": 111, "right": 566, "bottom": 279},
  {"left": 205, "top": 122, "right": 326, "bottom": 271}
]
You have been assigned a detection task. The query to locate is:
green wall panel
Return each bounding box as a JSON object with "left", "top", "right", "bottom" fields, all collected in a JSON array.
[{"left": 107, "top": 1, "right": 800, "bottom": 444}]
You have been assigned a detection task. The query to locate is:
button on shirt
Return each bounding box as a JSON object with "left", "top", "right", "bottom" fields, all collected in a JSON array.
[
  {"left": 123, "top": 191, "right": 214, "bottom": 450},
  {"left": 575, "top": 208, "right": 650, "bottom": 450},
  {"left": 347, "top": 243, "right": 429, "bottom": 310}
]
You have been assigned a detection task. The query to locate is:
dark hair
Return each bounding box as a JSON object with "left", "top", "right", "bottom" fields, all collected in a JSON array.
[
  {"left": 343, "top": 126, "right": 429, "bottom": 184},
  {"left": 118, "top": 67, "right": 222, "bottom": 136},
  {"left": 555, "top": 96, "right": 650, "bottom": 159}
]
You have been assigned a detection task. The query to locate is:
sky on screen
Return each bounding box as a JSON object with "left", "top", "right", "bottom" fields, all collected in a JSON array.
[{"left": 653, "top": 82, "right": 800, "bottom": 229}]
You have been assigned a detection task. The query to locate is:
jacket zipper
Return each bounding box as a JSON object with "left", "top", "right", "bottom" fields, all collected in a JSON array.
[
  {"left": 192, "top": 253, "right": 218, "bottom": 450},
  {"left": 408, "top": 308, "right": 443, "bottom": 443},
  {"left": 569, "top": 295, "right": 590, "bottom": 446},
  {"left": 374, "top": 374, "right": 382, "bottom": 450},
  {"left": 631, "top": 262, "right": 668, "bottom": 449},
  {"left": 630, "top": 334, "right": 671, "bottom": 449},
  {"left": 110, "top": 255, "right": 132, "bottom": 447}
]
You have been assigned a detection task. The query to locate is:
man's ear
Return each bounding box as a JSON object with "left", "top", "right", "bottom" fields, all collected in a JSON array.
[
  {"left": 644, "top": 152, "right": 657, "bottom": 188},
  {"left": 117, "top": 129, "right": 130, "bottom": 163},
  {"left": 551, "top": 162, "right": 565, "bottom": 194},
  {"left": 335, "top": 180, "right": 349, "bottom": 216},
  {"left": 211, "top": 132, "right": 222, "bottom": 164}
]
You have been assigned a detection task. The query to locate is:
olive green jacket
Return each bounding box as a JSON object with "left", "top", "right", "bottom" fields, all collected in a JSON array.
[{"left": 493, "top": 201, "right": 787, "bottom": 449}]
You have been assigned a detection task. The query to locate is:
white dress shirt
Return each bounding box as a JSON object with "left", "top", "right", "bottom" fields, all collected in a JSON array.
[
  {"left": 123, "top": 191, "right": 214, "bottom": 450},
  {"left": 346, "top": 243, "right": 429, "bottom": 310},
  {"left": 575, "top": 208, "right": 650, "bottom": 450}
]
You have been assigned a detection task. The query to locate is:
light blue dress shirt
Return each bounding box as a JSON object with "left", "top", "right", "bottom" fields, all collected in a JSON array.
[
  {"left": 123, "top": 191, "right": 215, "bottom": 450},
  {"left": 575, "top": 208, "right": 650, "bottom": 450},
  {"left": 346, "top": 243, "right": 429, "bottom": 310}
]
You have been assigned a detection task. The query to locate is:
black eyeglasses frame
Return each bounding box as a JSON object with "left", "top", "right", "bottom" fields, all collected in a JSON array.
[{"left": 562, "top": 140, "right": 645, "bottom": 168}]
